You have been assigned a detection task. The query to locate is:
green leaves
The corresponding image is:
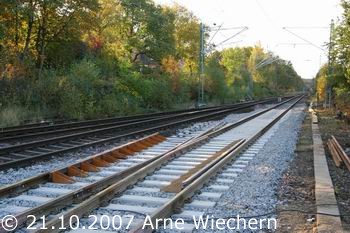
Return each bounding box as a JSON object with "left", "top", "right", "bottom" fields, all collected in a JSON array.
[
  {"left": 0, "top": 0, "right": 306, "bottom": 123},
  {"left": 314, "top": 0, "right": 350, "bottom": 106},
  {"left": 216, "top": 45, "right": 303, "bottom": 99},
  {"left": 116, "top": 0, "right": 176, "bottom": 63}
]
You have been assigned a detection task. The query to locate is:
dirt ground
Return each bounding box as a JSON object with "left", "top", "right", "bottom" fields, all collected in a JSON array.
[
  {"left": 276, "top": 113, "right": 317, "bottom": 232},
  {"left": 316, "top": 108, "right": 350, "bottom": 231}
]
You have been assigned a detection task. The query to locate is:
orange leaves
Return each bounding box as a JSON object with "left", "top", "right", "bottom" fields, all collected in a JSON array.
[
  {"left": 86, "top": 33, "right": 104, "bottom": 54},
  {"left": 161, "top": 56, "right": 179, "bottom": 74},
  {"left": 1, "top": 63, "right": 27, "bottom": 80},
  {"left": 161, "top": 56, "right": 181, "bottom": 93}
]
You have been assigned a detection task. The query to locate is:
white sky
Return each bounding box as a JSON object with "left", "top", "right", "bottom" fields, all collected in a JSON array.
[{"left": 154, "top": 0, "right": 343, "bottom": 79}]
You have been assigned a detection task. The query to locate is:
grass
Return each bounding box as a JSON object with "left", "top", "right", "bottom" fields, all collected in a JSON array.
[{"left": 0, "top": 106, "right": 45, "bottom": 128}]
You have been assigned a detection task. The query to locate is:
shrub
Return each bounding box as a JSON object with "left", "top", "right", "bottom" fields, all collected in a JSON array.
[
  {"left": 335, "top": 86, "right": 350, "bottom": 112},
  {"left": 59, "top": 59, "right": 103, "bottom": 119}
]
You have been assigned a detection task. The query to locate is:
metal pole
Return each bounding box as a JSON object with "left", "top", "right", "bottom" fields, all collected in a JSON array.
[
  {"left": 248, "top": 73, "right": 253, "bottom": 98},
  {"left": 251, "top": 73, "right": 253, "bottom": 98},
  {"left": 198, "top": 23, "right": 205, "bottom": 105},
  {"left": 326, "top": 19, "right": 334, "bottom": 108}
]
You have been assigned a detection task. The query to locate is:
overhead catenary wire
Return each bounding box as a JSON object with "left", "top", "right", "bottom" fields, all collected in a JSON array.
[
  {"left": 197, "top": 23, "right": 248, "bottom": 103},
  {"left": 217, "top": 40, "right": 243, "bottom": 49},
  {"left": 255, "top": 57, "right": 271, "bottom": 68},
  {"left": 282, "top": 27, "right": 326, "bottom": 52},
  {"left": 208, "top": 25, "right": 248, "bottom": 48},
  {"left": 215, "top": 27, "right": 248, "bottom": 47},
  {"left": 283, "top": 26, "right": 330, "bottom": 30},
  {"left": 208, "top": 23, "right": 224, "bottom": 45},
  {"left": 211, "top": 26, "right": 250, "bottom": 31},
  {"left": 256, "top": 57, "right": 280, "bottom": 69},
  {"left": 255, "top": 0, "right": 276, "bottom": 28},
  {"left": 276, "top": 42, "right": 312, "bottom": 47}
]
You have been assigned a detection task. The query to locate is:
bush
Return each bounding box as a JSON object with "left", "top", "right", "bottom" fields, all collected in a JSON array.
[
  {"left": 59, "top": 59, "right": 103, "bottom": 119},
  {"left": 335, "top": 86, "right": 350, "bottom": 112},
  {"left": 2, "top": 52, "right": 287, "bottom": 126}
]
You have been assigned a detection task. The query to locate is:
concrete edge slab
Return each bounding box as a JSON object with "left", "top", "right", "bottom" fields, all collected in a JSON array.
[{"left": 311, "top": 111, "right": 343, "bottom": 233}]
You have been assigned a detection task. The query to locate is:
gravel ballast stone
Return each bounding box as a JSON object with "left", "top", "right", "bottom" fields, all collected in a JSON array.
[
  {"left": 0, "top": 106, "right": 268, "bottom": 187},
  {"left": 190, "top": 104, "right": 306, "bottom": 232}
]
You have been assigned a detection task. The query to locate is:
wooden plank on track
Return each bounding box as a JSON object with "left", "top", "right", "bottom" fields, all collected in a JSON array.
[
  {"left": 327, "top": 140, "right": 342, "bottom": 167},
  {"left": 331, "top": 135, "right": 350, "bottom": 171}
]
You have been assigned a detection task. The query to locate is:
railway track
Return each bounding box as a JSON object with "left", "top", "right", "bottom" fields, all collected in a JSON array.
[
  {"left": 0, "top": 99, "right": 279, "bottom": 142},
  {"left": 0, "top": 95, "right": 303, "bottom": 233},
  {"left": 0, "top": 98, "right": 279, "bottom": 170},
  {"left": 0, "top": 114, "right": 181, "bottom": 143}
]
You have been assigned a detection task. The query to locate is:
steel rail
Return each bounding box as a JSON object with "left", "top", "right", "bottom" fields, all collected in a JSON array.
[
  {"left": 0, "top": 99, "right": 277, "bottom": 170},
  {"left": 0, "top": 133, "right": 166, "bottom": 198},
  {"left": 26, "top": 95, "right": 302, "bottom": 233},
  {"left": 0, "top": 98, "right": 276, "bottom": 143},
  {"left": 0, "top": 95, "right": 294, "bottom": 135},
  {"left": 0, "top": 97, "right": 288, "bottom": 198},
  {"left": 0, "top": 100, "right": 268, "bottom": 150},
  {"left": 130, "top": 95, "right": 304, "bottom": 233},
  {"left": 0, "top": 124, "right": 227, "bottom": 198},
  {"left": 0, "top": 114, "right": 179, "bottom": 142},
  {"left": 0, "top": 98, "right": 275, "bottom": 138},
  {"left": 0, "top": 122, "right": 224, "bottom": 232},
  {"left": 0, "top": 104, "right": 226, "bottom": 134},
  {"left": 0, "top": 119, "right": 73, "bottom": 131}
]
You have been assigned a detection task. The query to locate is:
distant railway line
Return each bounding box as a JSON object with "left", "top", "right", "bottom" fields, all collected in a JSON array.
[
  {"left": 0, "top": 97, "right": 286, "bottom": 170},
  {"left": 0, "top": 99, "right": 276, "bottom": 143}
]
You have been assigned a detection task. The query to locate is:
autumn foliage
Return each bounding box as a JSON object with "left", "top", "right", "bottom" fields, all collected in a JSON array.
[{"left": 0, "top": 0, "right": 304, "bottom": 126}]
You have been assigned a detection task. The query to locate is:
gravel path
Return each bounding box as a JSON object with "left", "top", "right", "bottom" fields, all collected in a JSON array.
[
  {"left": 196, "top": 103, "right": 306, "bottom": 232},
  {"left": 277, "top": 113, "right": 316, "bottom": 232},
  {"left": 0, "top": 105, "right": 269, "bottom": 187}
]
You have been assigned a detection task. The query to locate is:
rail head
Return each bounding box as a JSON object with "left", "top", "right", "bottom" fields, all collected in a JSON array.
[
  {"left": 0, "top": 98, "right": 284, "bottom": 170},
  {"left": 129, "top": 95, "right": 304, "bottom": 233},
  {"left": 0, "top": 133, "right": 162, "bottom": 198},
  {"left": 25, "top": 95, "right": 304, "bottom": 233}
]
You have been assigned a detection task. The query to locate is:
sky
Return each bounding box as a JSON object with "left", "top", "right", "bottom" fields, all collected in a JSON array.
[{"left": 154, "top": 0, "right": 343, "bottom": 79}]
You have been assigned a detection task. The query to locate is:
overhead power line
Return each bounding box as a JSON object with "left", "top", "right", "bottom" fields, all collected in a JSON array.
[
  {"left": 255, "top": 0, "right": 276, "bottom": 27},
  {"left": 210, "top": 26, "right": 249, "bottom": 31},
  {"left": 283, "top": 26, "right": 330, "bottom": 29},
  {"left": 215, "top": 27, "right": 248, "bottom": 47},
  {"left": 208, "top": 23, "right": 224, "bottom": 44},
  {"left": 276, "top": 43, "right": 311, "bottom": 47},
  {"left": 255, "top": 57, "right": 271, "bottom": 69},
  {"left": 256, "top": 57, "right": 279, "bottom": 69},
  {"left": 197, "top": 24, "right": 248, "bottom": 105},
  {"left": 218, "top": 40, "right": 243, "bottom": 48},
  {"left": 282, "top": 27, "right": 326, "bottom": 52}
]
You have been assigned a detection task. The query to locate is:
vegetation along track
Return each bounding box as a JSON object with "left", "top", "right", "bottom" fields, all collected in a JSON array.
[
  {"left": 0, "top": 98, "right": 285, "bottom": 170},
  {"left": 0, "top": 95, "right": 304, "bottom": 233}
]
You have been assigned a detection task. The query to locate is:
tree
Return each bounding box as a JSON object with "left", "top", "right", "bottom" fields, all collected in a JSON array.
[
  {"left": 119, "top": 0, "right": 176, "bottom": 63},
  {"left": 206, "top": 52, "right": 227, "bottom": 103},
  {"left": 247, "top": 45, "right": 267, "bottom": 85},
  {"left": 316, "top": 65, "right": 328, "bottom": 101},
  {"left": 169, "top": 4, "right": 200, "bottom": 75},
  {"left": 316, "top": 0, "right": 350, "bottom": 110},
  {"left": 221, "top": 47, "right": 251, "bottom": 89},
  {"left": 0, "top": 0, "right": 306, "bottom": 126}
]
